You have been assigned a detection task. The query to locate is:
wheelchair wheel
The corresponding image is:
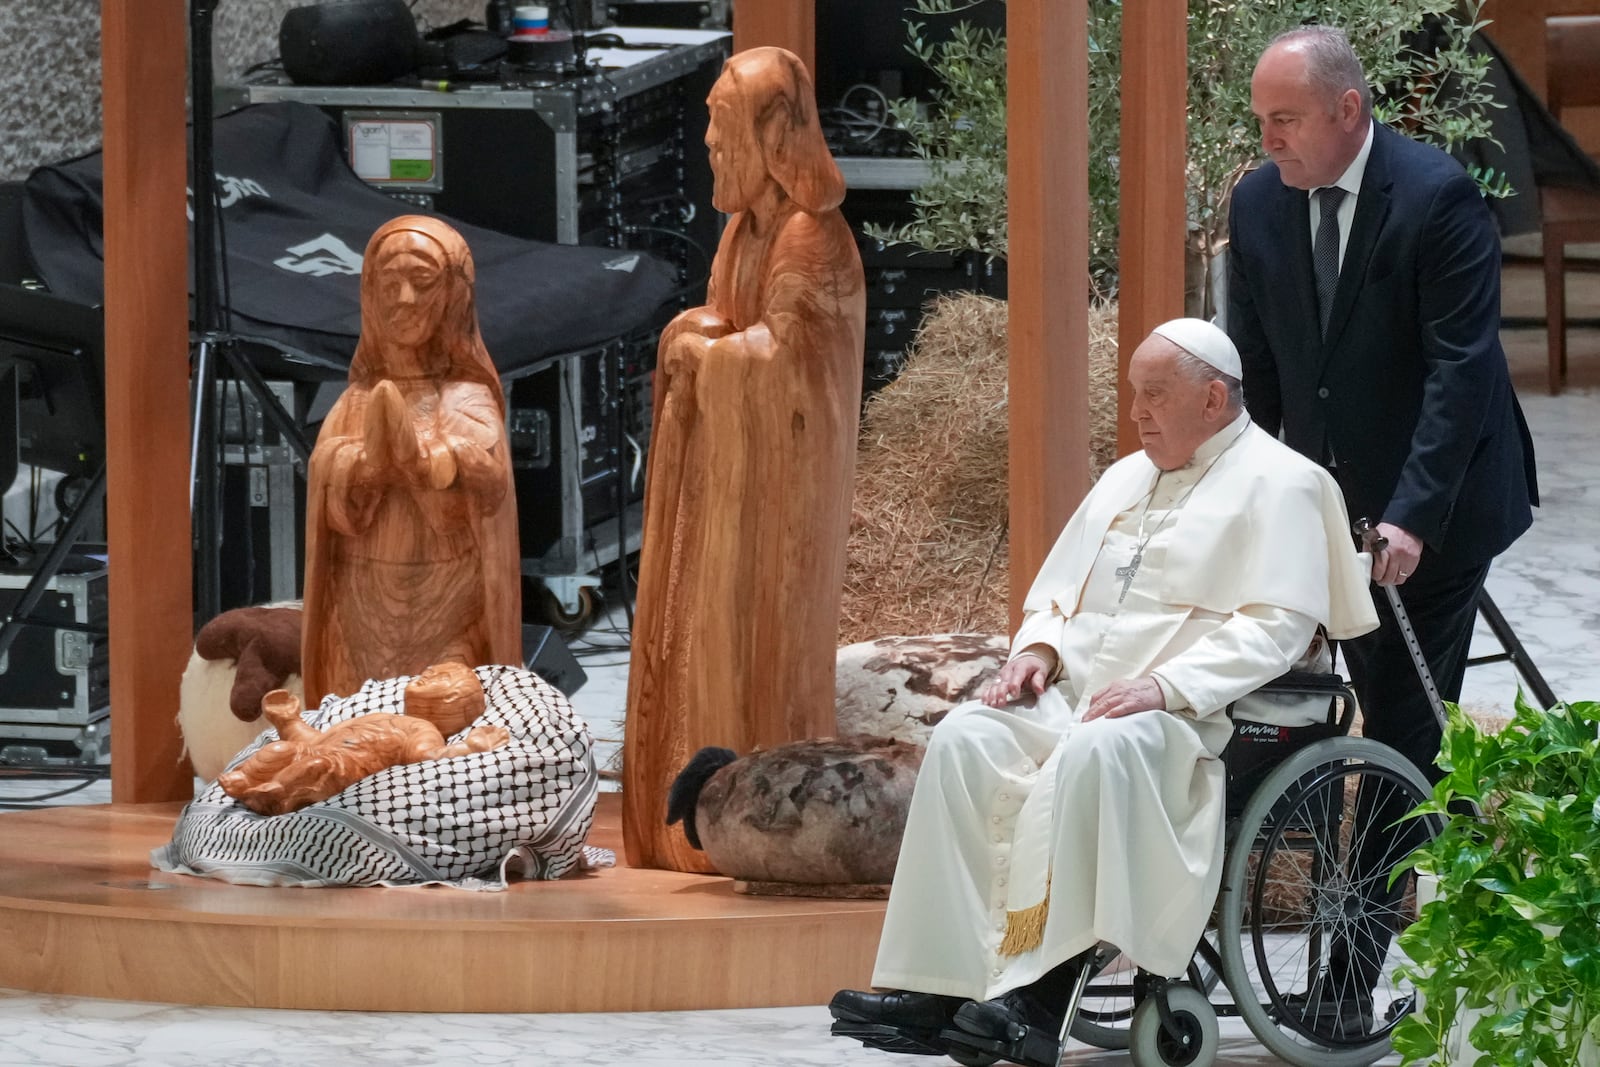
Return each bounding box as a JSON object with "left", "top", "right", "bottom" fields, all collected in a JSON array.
[
  {"left": 1071, "top": 939, "right": 1222, "bottom": 1050},
  {"left": 1217, "top": 736, "right": 1442, "bottom": 1067},
  {"left": 1128, "top": 985, "right": 1218, "bottom": 1067}
]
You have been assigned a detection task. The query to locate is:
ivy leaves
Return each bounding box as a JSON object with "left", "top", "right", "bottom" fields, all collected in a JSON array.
[{"left": 1394, "top": 696, "right": 1600, "bottom": 1066}]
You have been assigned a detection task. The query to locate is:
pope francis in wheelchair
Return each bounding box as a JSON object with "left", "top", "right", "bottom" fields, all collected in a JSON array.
[{"left": 832, "top": 319, "right": 1435, "bottom": 1067}]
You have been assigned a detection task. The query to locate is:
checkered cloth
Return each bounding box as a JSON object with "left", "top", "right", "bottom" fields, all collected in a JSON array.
[{"left": 152, "top": 664, "right": 613, "bottom": 889}]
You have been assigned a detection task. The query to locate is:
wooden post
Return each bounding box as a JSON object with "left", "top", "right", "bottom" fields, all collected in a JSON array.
[
  {"left": 732, "top": 0, "right": 815, "bottom": 73},
  {"left": 1116, "top": 0, "right": 1189, "bottom": 456},
  {"left": 1007, "top": 0, "right": 1088, "bottom": 628},
  {"left": 102, "top": 0, "right": 195, "bottom": 802},
  {"left": 1481, "top": 0, "right": 1550, "bottom": 103}
]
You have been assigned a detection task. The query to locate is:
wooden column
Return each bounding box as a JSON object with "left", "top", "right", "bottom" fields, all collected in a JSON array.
[
  {"left": 1007, "top": 0, "right": 1088, "bottom": 627},
  {"left": 102, "top": 0, "right": 195, "bottom": 802},
  {"left": 1116, "top": 0, "right": 1189, "bottom": 456},
  {"left": 732, "top": 0, "right": 815, "bottom": 73},
  {"left": 1482, "top": 0, "right": 1550, "bottom": 103}
]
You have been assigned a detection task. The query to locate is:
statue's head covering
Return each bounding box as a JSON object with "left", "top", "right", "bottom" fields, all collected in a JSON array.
[
  {"left": 718, "top": 46, "right": 846, "bottom": 214},
  {"left": 350, "top": 215, "right": 503, "bottom": 412},
  {"left": 1150, "top": 317, "right": 1242, "bottom": 380}
]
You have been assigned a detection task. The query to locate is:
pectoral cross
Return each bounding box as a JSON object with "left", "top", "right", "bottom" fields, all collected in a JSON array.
[{"left": 1115, "top": 550, "right": 1142, "bottom": 604}]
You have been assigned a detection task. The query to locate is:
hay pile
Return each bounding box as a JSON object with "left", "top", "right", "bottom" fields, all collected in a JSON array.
[{"left": 839, "top": 295, "right": 1120, "bottom": 644}]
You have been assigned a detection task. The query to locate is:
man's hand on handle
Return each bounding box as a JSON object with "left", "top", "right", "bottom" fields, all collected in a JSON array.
[{"left": 1368, "top": 521, "right": 1423, "bottom": 587}]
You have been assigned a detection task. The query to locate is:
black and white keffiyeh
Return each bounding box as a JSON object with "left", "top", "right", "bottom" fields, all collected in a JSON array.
[{"left": 152, "top": 664, "right": 613, "bottom": 889}]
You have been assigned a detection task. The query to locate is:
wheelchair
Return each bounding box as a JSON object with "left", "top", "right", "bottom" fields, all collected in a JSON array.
[{"left": 945, "top": 669, "right": 1444, "bottom": 1067}]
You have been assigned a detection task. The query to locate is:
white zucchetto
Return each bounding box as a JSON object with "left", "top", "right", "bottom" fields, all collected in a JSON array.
[{"left": 1149, "top": 317, "right": 1242, "bottom": 380}]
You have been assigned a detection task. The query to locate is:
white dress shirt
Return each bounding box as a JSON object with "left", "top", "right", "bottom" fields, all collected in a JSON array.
[{"left": 1306, "top": 120, "right": 1375, "bottom": 269}]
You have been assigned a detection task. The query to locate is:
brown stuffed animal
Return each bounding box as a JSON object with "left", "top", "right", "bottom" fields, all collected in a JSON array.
[
  {"left": 178, "top": 604, "right": 306, "bottom": 781},
  {"left": 196, "top": 606, "right": 305, "bottom": 721}
]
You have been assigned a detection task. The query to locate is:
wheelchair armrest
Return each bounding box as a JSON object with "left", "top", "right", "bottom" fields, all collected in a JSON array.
[
  {"left": 1256, "top": 670, "right": 1352, "bottom": 694},
  {"left": 1225, "top": 670, "right": 1358, "bottom": 733}
]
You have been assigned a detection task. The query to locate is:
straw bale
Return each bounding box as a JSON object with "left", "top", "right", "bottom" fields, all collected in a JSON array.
[{"left": 840, "top": 295, "right": 1119, "bottom": 644}]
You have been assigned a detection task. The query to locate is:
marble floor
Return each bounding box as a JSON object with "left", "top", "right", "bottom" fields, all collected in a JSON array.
[{"left": 1, "top": 315, "right": 1597, "bottom": 1065}]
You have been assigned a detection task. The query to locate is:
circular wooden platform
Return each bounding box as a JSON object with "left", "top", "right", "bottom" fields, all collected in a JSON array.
[{"left": 0, "top": 793, "right": 887, "bottom": 1012}]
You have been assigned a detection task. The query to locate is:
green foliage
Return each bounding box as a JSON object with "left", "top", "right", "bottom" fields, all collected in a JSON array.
[
  {"left": 872, "top": 0, "right": 1508, "bottom": 294},
  {"left": 862, "top": 0, "right": 1008, "bottom": 260},
  {"left": 1392, "top": 695, "right": 1600, "bottom": 1066},
  {"left": 1095, "top": 0, "right": 1509, "bottom": 308}
]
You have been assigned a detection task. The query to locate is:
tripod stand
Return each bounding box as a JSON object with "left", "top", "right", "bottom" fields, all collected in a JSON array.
[{"left": 188, "top": 0, "right": 313, "bottom": 625}]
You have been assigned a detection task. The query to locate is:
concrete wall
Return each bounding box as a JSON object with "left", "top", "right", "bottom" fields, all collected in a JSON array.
[{"left": 0, "top": 0, "right": 482, "bottom": 182}]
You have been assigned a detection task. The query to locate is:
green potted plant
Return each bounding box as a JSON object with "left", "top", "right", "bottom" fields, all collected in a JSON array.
[{"left": 1394, "top": 695, "right": 1600, "bottom": 1067}]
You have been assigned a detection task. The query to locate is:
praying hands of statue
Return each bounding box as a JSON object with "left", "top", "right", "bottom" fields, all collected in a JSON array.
[
  {"left": 365, "top": 378, "right": 457, "bottom": 492},
  {"left": 1082, "top": 677, "right": 1167, "bottom": 721},
  {"left": 981, "top": 649, "right": 1055, "bottom": 707}
]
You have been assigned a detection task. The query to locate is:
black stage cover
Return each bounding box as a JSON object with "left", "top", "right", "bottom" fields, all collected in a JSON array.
[{"left": 21, "top": 102, "right": 677, "bottom": 378}]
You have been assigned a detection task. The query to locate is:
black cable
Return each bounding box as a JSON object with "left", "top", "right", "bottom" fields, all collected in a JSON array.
[
  {"left": 0, "top": 767, "right": 109, "bottom": 808},
  {"left": 241, "top": 57, "right": 285, "bottom": 78},
  {"left": 622, "top": 223, "right": 712, "bottom": 294},
  {"left": 610, "top": 341, "right": 635, "bottom": 633},
  {"left": 215, "top": 180, "right": 236, "bottom": 337}
]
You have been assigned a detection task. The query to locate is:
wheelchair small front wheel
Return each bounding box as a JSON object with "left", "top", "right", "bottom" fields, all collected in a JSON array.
[
  {"left": 1128, "top": 985, "right": 1217, "bottom": 1067},
  {"left": 1072, "top": 942, "right": 1221, "bottom": 1051}
]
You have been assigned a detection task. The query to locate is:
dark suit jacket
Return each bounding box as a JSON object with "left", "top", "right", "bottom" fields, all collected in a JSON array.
[{"left": 1227, "top": 121, "right": 1538, "bottom": 573}]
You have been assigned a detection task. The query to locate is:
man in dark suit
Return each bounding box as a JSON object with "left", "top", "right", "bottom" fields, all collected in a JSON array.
[{"left": 1227, "top": 24, "right": 1539, "bottom": 1031}]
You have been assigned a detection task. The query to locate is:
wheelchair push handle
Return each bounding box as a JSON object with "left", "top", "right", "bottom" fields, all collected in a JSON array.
[
  {"left": 1350, "top": 517, "right": 1450, "bottom": 731},
  {"left": 1351, "top": 515, "right": 1387, "bottom": 555}
]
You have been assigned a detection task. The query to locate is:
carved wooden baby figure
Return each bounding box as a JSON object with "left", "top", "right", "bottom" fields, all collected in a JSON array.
[
  {"left": 219, "top": 661, "right": 506, "bottom": 816},
  {"left": 301, "top": 216, "right": 521, "bottom": 707}
]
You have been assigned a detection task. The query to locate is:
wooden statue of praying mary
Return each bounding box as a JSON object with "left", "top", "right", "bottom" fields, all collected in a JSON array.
[
  {"left": 622, "top": 46, "right": 867, "bottom": 872},
  {"left": 300, "top": 216, "right": 521, "bottom": 707}
]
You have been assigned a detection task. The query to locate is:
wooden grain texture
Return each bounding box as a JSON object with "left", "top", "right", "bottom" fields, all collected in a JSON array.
[
  {"left": 301, "top": 217, "right": 521, "bottom": 706},
  {"left": 0, "top": 795, "right": 885, "bottom": 1012},
  {"left": 1117, "top": 0, "right": 1189, "bottom": 457},
  {"left": 1006, "top": 0, "right": 1089, "bottom": 629},
  {"left": 732, "top": 0, "right": 815, "bottom": 73},
  {"left": 1483, "top": 0, "right": 1550, "bottom": 103},
  {"left": 622, "top": 49, "right": 865, "bottom": 872},
  {"left": 101, "top": 0, "right": 195, "bottom": 803},
  {"left": 218, "top": 671, "right": 507, "bottom": 815}
]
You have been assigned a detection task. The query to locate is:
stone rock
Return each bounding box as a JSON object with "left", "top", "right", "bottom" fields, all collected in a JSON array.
[
  {"left": 693, "top": 735, "right": 925, "bottom": 886},
  {"left": 836, "top": 634, "right": 1007, "bottom": 745}
]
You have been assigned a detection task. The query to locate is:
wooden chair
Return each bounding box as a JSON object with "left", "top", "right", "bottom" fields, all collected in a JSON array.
[{"left": 1542, "top": 16, "right": 1600, "bottom": 394}]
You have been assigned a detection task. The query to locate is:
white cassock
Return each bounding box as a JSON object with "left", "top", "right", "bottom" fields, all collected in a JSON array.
[{"left": 872, "top": 412, "right": 1378, "bottom": 997}]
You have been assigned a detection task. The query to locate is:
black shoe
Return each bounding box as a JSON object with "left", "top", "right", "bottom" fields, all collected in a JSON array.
[
  {"left": 829, "top": 989, "right": 967, "bottom": 1056},
  {"left": 943, "top": 991, "right": 1063, "bottom": 1067},
  {"left": 1278, "top": 987, "right": 1376, "bottom": 1040}
]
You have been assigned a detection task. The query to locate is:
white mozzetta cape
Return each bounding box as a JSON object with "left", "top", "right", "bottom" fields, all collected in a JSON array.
[{"left": 1017, "top": 419, "right": 1378, "bottom": 672}]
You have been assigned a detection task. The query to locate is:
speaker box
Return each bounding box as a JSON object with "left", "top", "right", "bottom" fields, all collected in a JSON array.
[
  {"left": 522, "top": 624, "right": 588, "bottom": 697},
  {"left": 280, "top": 0, "right": 419, "bottom": 87}
]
